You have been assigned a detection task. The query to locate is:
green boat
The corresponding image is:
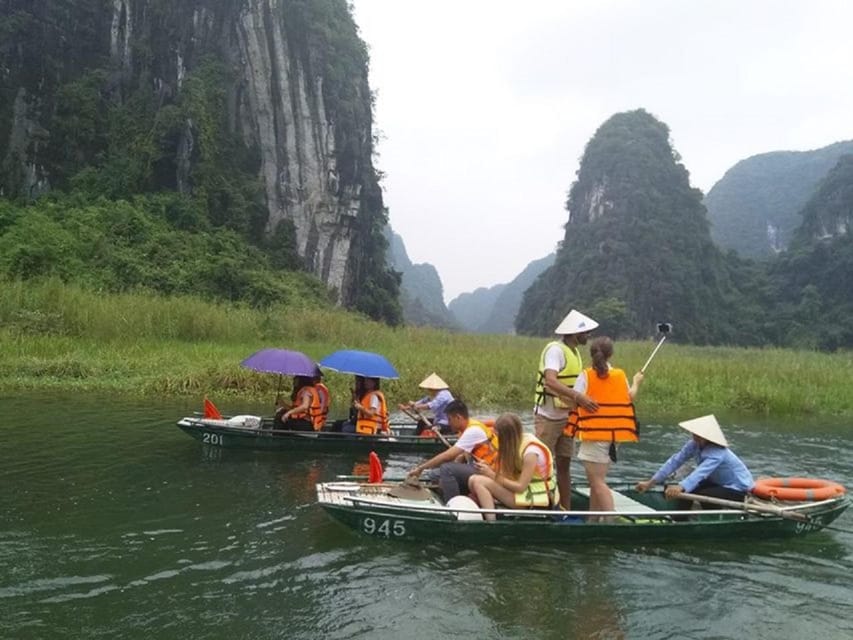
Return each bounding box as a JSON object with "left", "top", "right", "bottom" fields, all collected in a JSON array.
[
  {"left": 316, "top": 481, "right": 850, "bottom": 545},
  {"left": 176, "top": 416, "right": 456, "bottom": 454}
]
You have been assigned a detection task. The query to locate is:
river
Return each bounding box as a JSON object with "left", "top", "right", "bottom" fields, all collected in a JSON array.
[{"left": 1, "top": 392, "right": 851, "bottom": 639}]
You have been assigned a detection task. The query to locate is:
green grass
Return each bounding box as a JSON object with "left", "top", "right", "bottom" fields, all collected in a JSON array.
[{"left": 2, "top": 280, "right": 852, "bottom": 421}]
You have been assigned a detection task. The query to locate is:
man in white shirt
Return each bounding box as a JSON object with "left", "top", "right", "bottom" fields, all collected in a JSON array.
[
  {"left": 407, "top": 400, "right": 497, "bottom": 501},
  {"left": 533, "top": 309, "right": 599, "bottom": 509}
]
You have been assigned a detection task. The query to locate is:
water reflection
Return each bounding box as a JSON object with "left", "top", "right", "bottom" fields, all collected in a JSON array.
[{"left": 1, "top": 392, "right": 852, "bottom": 639}]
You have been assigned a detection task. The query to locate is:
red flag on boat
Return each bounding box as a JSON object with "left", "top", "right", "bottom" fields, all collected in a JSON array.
[
  {"left": 368, "top": 451, "right": 383, "bottom": 483},
  {"left": 203, "top": 397, "right": 223, "bottom": 419}
]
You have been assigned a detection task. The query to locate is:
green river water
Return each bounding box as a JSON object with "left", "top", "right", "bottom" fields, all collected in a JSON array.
[{"left": 1, "top": 392, "right": 851, "bottom": 639}]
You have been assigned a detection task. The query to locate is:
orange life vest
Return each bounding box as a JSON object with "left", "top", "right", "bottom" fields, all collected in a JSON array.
[
  {"left": 290, "top": 385, "right": 324, "bottom": 430},
  {"left": 315, "top": 382, "right": 330, "bottom": 429},
  {"left": 355, "top": 390, "right": 389, "bottom": 435},
  {"left": 565, "top": 367, "right": 638, "bottom": 442},
  {"left": 468, "top": 419, "right": 500, "bottom": 470}
]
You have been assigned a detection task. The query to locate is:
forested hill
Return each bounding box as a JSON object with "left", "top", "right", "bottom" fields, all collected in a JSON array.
[
  {"left": 766, "top": 154, "right": 853, "bottom": 350},
  {"left": 384, "top": 227, "right": 456, "bottom": 329},
  {"left": 449, "top": 253, "right": 555, "bottom": 333},
  {"left": 0, "top": 0, "right": 401, "bottom": 323},
  {"left": 705, "top": 140, "right": 853, "bottom": 259},
  {"left": 516, "top": 110, "right": 749, "bottom": 345}
]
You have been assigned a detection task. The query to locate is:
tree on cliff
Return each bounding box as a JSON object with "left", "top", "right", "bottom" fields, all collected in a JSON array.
[
  {"left": 0, "top": 0, "right": 402, "bottom": 325},
  {"left": 764, "top": 155, "right": 853, "bottom": 350},
  {"left": 515, "top": 109, "right": 748, "bottom": 344}
]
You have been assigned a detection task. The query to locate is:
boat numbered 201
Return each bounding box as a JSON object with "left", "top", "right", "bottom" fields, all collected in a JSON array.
[
  {"left": 361, "top": 517, "right": 407, "bottom": 538},
  {"left": 202, "top": 432, "right": 224, "bottom": 446}
]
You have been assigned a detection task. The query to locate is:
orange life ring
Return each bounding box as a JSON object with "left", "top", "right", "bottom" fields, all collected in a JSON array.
[{"left": 752, "top": 477, "right": 846, "bottom": 501}]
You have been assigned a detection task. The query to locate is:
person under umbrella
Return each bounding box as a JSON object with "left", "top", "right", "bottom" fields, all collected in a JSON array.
[
  {"left": 340, "top": 375, "right": 389, "bottom": 435},
  {"left": 274, "top": 375, "right": 324, "bottom": 431}
]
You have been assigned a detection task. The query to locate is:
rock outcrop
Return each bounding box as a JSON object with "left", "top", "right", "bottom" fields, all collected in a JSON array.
[{"left": 0, "top": 0, "right": 386, "bottom": 309}]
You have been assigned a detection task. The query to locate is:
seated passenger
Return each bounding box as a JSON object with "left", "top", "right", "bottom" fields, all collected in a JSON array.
[
  {"left": 340, "top": 376, "right": 389, "bottom": 435},
  {"left": 468, "top": 413, "right": 559, "bottom": 521},
  {"left": 399, "top": 372, "right": 455, "bottom": 435},
  {"left": 314, "top": 370, "right": 330, "bottom": 428},
  {"left": 407, "top": 400, "right": 499, "bottom": 501},
  {"left": 634, "top": 414, "right": 755, "bottom": 510},
  {"left": 274, "top": 376, "right": 320, "bottom": 431}
]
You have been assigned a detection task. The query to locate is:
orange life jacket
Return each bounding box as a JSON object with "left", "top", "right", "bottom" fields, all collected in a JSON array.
[
  {"left": 468, "top": 419, "right": 500, "bottom": 470},
  {"left": 565, "top": 367, "right": 638, "bottom": 442},
  {"left": 355, "top": 390, "right": 389, "bottom": 435},
  {"left": 315, "top": 382, "right": 330, "bottom": 429},
  {"left": 290, "top": 385, "right": 324, "bottom": 430}
]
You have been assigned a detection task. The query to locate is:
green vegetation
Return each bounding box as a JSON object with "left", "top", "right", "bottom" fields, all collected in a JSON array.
[
  {"left": 2, "top": 281, "right": 852, "bottom": 422},
  {"left": 0, "top": 195, "right": 329, "bottom": 308},
  {"left": 517, "top": 110, "right": 748, "bottom": 345},
  {"left": 0, "top": 1, "right": 401, "bottom": 325},
  {"left": 516, "top": 110, "right": 853, "bottom": 352},
  {"left": 704, "top": 141, "right": 853, "bottom": 258}
]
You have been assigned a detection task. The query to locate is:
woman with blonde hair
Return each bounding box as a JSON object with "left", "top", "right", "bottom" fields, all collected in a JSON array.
[{"left": 468, "top": 413, "right": 558, "bottom": 521}]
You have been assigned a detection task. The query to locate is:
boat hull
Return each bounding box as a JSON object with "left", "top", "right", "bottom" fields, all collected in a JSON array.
[
  {"left": 316, "top": 482, "right": 850, "bottom": 545},
  {"left": 177, "top": 417, "right": 454, "bottom": 454}
]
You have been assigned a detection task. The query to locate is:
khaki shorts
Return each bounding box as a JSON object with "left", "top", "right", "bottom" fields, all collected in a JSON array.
[
  {"left": 534, "top": 413, "right": 574, "bottom": 459},
  {"left": 576, "top": 440, "right": 612, "bottom": 464}
]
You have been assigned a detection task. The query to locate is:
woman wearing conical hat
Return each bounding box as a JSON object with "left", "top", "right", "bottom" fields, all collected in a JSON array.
[
  {"left": 635, "top": 415, "right": 755, "bottom": 510},
  {"left": 399, "top": 373, "right": 455, "bottom": 435}
]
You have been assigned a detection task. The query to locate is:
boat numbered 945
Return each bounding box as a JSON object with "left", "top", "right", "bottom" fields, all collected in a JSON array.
[{"left": 316, "top": 480, "right": 849, "bottom": 545}]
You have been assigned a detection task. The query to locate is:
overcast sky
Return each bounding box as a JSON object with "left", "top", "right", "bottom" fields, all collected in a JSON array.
[{"left": 350, "top": 0, "right": 853, "bottom": 303}]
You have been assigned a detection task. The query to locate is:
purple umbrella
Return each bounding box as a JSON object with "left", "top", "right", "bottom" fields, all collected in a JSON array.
[
  {"left": 241, "top": 349, "right": 319, "bottom": 404},
  {"left": 240, "top": 349, "right": 318, "bottom": 377}
]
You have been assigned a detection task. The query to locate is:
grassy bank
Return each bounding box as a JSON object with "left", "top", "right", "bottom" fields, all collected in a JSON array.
[{"left": 2, "top": 280, "right": 852, "bottom": 421}]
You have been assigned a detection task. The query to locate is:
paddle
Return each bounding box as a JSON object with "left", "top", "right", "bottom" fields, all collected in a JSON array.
[
  {"left": 678, "top": 491, "right": 809, "bottom": 523},
  {"left": 640, "top": 322, "right": 672, "bottom": 373},
  {"left": 400, "top": 406, "right": 453, "bottom": 449}
]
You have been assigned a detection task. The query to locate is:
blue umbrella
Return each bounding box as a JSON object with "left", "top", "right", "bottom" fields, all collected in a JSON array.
[
  {"left": 241, "top": 349, "right": 318, "bottom": 377},
  {"left": 319, "top": 349, "right": 399, "bottom": 379}
]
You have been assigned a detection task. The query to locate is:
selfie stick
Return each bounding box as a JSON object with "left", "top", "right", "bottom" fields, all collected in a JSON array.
[{"left": 641, "top": 323, "right": 672, "bottom": 373}]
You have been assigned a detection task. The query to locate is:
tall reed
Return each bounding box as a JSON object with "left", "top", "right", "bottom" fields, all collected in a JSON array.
[{"left": 1, "top": 279, "right": 851, "bottom": 421}]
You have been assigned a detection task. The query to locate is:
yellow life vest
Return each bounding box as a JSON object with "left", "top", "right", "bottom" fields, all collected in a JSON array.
[
  {"left": 355, "top": 390, "right": 389, "bottom": 435},
  {"left": 468, "top": 419, "right": 500, "bottom": 470},
  {"left": 534, "top": 341, "right": 583, "bottom": 409},
  {"left": 567, "top": 368, "right": 638, "bottom": 443},
  {"left": 515, "top": 434, "right": 559, "bottom": 508}
]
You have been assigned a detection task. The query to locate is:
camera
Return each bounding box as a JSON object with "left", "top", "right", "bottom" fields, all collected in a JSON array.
[{"left": 657, "top": 322, "right": 672, "bottom": 334}]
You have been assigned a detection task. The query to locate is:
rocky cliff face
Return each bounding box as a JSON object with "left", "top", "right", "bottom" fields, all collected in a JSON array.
[{"left": 0, "top": 0, "right": 384, "bottom": 308}]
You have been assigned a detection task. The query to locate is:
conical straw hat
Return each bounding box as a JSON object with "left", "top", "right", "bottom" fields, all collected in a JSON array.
[
  {"left": 418, "top": 373, "right": 449, "bottom": 390},
  {"left": 678, "top": 415, "right": 728, "bottom": 447},
  {"left": 554, "top": 309, "right": 599, "bottom": 335}
]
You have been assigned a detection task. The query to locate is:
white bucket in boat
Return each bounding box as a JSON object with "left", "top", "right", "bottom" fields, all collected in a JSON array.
[{"left": 447, "top": 495, "right": 483, "bottom": 521}]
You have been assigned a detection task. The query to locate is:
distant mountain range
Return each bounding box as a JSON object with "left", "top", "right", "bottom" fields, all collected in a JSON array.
[
  {"left": 705, "top": 140, "right": 853, "bottom": 259},
  {"left": 449, "top": 253, "right": 555, "bottom": 333},
  {"left": 384, "top": 227, "right": 456, "bottom": 328}
]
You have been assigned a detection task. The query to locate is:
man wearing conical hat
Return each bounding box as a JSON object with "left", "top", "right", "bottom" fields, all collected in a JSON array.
[
  {"left": 399, "top": 373, "right": 455, "bottom": 435},
  {"left": 533, "top": 309, "right": 600, "bottom": 510},
  {"left": 635, "top": 415, "right": 755, "bottom": 510}
]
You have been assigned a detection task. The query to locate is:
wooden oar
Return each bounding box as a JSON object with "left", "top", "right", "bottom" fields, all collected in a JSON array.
[
  {"left": 400, "top": 406, "right": 453, "bottom": 449},
  {"left": 679, "top": 492, "right": 809, "bottom": 522}
]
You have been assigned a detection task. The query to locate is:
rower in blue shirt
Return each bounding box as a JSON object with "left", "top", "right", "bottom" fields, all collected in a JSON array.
[
  {"left": 399, "top": 373, "right": 455, "bottom": 435},
  {"left": 635, "top": 414, "right": 755, "bottom": 510}
]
